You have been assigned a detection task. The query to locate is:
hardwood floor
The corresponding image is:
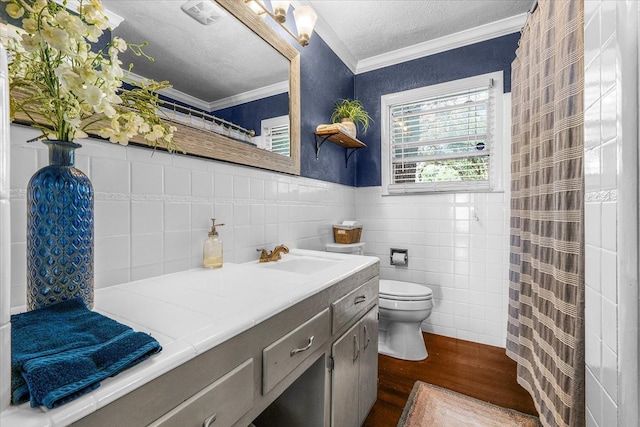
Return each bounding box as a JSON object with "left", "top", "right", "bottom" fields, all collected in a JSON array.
[{"left": 362, "top": 332, "right": 538, "bottom": 426}]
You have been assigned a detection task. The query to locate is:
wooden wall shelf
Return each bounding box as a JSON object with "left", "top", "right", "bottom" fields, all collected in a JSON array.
[{"left": 314, "top": 129, "right": 366, "bottom": 167}]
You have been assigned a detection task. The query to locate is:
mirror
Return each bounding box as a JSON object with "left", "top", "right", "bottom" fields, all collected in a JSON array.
[{"left": 102, "top": 0, "right": 301, "bottom": 175}]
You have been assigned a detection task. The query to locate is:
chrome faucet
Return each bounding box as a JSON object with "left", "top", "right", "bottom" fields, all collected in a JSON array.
[{"left": 257, "top": 244, "right": 289, "bottom": 262}]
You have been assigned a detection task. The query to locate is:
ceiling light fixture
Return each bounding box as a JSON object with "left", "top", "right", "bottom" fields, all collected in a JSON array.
[{"left": 245, "top": 0, "right": 317, "bottom": 47}]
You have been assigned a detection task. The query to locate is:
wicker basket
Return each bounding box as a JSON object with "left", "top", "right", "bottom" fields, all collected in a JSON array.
[{"left": 333, "top": 224, "right": 362, "bottom": 244}]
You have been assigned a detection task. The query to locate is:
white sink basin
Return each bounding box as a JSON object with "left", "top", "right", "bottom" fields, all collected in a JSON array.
[{"left": 258, "top": 256, "right": 339, "bottom": 275}]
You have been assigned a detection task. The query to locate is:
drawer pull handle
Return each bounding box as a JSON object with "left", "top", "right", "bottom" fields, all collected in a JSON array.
[
  {"left": 353, "top": 335, "right": 360, "bottom": 361},
  {"left": 354, "top": 295, "right": 366, "bottom": 304},
  {"left": 203, "top": 413, "right": 217, "bottom": 427},
  {"left": 363, "top": 325, "right": 370, "bottom": 349},
  {"left": 291, "top": 335, "right": 315, "bottom": 356}
]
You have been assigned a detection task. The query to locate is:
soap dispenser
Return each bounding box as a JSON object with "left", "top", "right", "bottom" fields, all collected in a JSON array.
[{"left": 203, "top": 218, "right": 224, "bottom": 269}]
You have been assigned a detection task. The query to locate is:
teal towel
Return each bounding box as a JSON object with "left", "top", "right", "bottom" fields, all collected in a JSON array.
[{"left": 11, "top": 298, "right": 162, "bottom": 409}]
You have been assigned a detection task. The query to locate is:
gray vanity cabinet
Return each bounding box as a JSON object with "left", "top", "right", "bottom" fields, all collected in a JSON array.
[{"left": 331, "top": 306, "right": 378, "bottom": 427}]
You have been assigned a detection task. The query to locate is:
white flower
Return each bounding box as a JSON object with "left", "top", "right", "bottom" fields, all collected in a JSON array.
[
  {"left": 6, "top": 3, "right": 23, "bottom": 18},
  {"left": 112, "top": 37, "right": 127, "bottom": 53},
  {"left": 42, "top": 25, "right": 69, "bottom": 52},
  {"left": 81, "top": 85, "right": 103, "bottom": 107},
  {"left": 5, "top": 0, "right": 176, "bottom": 149},
  {"left": 144, "top": 124, "right": 165, "bottom": 142},
  {"left": 22, "top": 18, "right": 38, "bottom": 34}
]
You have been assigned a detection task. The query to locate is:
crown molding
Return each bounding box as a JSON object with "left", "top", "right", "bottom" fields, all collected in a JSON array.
[
  {"left": 355, "top": 13, "right": 527, "bottom": 74},
  {"left": 293, "top": 0, "right": 358, "bottom": 73},
  {"left": 124, "top": 72, "right": 288, "bottom": 112},
  {"left": 207, "top": 80, "right": 289, "bottom": 111}
]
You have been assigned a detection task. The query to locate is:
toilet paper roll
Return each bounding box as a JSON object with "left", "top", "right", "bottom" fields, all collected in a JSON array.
[{"left": 391, "top": 252, "right": 406, "bottom": 266}]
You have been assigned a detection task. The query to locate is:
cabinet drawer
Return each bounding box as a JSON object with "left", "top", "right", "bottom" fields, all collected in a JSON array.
[
  {"left": 331, "top": 277, "right": 378, "bottom": 334},
  {"left": 151, "top": 359, "right": 254, "bottom": 427},
  {"left": 263, "top": 308, "right": 330, "bottom": 394}
]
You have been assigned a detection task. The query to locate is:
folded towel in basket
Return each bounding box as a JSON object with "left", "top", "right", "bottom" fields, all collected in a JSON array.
[{"left": 11, "top": 298, "right": 162, "bottom": 409}]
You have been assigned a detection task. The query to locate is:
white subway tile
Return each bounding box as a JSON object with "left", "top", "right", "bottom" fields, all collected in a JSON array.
[
  {"left": 131, "top": 233, "right": 164, "bottom": 267},
  {"left": 601, "top": 342, "right": 618, "bottom": 401},
  {"left": 164, "top": 167, "right": 191, "bottom": 196},
  {"left": 234, "top": 175, "right": 250, "bottom": 199},
  {"left": 250, "top": 204, "right": 265, "bottom": 225},
  {"left": 600, "top": 250, "right": 617, "bottom": 303},
  {"left": 585, "top": 368, "right": 602, "bottom": 426},
  {"left": 9, "top": 200, "right": 25, "bottom": 244},
  {"left": 191, "top": 171, "right": 213, "bottom": 198},
  {"left": 213, "top": 203, "right": 233, "bottom": 227},
  {"left": 191, "top": 203, "right": 214, "bottom": 231},
  {"left": 600, "top": 202, "right": 616, "bottom": 251},
  {"left": 214, "top": 173, "right": 233, "bottom": 199},
  {"left": 10, "top": 144, "right": 38, "bottom": 190},
  {"left": 95, "top": 235, "right": 130, "bottom": 272},
  {"left": 91, "top": 157, "right": 130, "bottom": 194},
  {"left": 131, "top": 201, "right": 163, "bottom": 234},
  {"left": 95, "top": 200, "right": 130, "bottom": 237},
  {"left": 233, "top": 203, "right": 250, "bottom": 226},
  {"left": 601, "top": 297, "right": 617, "bottom": 350},
  {"left": 164, "top": 202, "right": 191, "bottom": 231},
  {"left": 131, "top": 162, "right": 163, "bottom": 195},
  {"left": 163, "top": 231, "right": 191, "bottom": 261}
]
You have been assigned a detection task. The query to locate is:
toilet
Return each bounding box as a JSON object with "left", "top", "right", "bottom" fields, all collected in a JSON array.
[
  {"left": 324, "top": 244, "right": 434, "bottom": 361},
  {"left": 378, "top": 279, "right": 433, "bottom": 361}
]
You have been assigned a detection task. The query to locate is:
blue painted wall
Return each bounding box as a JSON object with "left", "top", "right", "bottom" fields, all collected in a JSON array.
[
  {"left": 212, "top": 92, "right": 289, "bottom": 137},
  {"left": 352, "top": 33, "right": 520, "bottom": 187},
  {"left": 263, "top": 9, "right": 356, "bottom": 186},
  {"left": 297, "top": 35, "right": 355, "bottom": 185}
]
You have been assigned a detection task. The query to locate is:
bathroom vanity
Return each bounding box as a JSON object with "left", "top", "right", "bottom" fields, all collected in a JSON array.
[{"left": 1, "top": 249, "right": 379, "bottom": 427}]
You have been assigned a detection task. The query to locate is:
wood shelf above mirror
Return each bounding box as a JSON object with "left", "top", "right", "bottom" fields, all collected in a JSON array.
[{"left": 314, "top": 129, "right": 366, "bottom": 167}]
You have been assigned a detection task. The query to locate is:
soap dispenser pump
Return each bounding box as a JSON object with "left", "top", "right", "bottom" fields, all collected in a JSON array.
[{"left": 203, "top": 218, "right": 224, "bottom": 269}]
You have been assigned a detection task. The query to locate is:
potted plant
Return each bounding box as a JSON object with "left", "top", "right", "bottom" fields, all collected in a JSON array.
[{"left": 330, "top": 98, "right": 372, "bottom": 138}]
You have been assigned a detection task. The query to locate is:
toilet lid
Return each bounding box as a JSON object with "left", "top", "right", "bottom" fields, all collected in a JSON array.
[{"left": 379, "top": 280, "right": 433, "bottom": 301}]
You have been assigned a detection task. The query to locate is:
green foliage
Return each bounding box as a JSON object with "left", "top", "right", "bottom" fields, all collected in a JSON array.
[{"left": 330, "top": 99, "right": 372, "bottom": 134}]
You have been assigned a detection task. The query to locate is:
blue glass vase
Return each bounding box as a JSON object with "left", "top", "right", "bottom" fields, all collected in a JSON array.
[{"left": 26, "top": 140, "right": 94, "bottom": 310}]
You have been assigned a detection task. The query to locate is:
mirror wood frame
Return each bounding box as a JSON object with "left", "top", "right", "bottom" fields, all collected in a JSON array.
[
  {"left": 170, "top": 0, "right": 301, "bottom": 175},
  {"left": 11, "top": 0, "right": 301, "bottom": 175}
]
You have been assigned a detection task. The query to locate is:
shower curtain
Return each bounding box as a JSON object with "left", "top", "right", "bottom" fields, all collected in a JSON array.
[{"left": 506, "top": 1, "right": 585, "bottom": 427}]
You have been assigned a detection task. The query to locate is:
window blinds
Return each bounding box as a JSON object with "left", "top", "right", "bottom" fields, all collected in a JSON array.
[
  {"left": 265, "top": 122, "right": 290, "bottom": 157},
  {"left": 389, "top": 81, "right": 494, "bottom": 192}
]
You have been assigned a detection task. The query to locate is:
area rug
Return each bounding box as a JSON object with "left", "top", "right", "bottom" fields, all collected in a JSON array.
[{"left": 398, "top": 381, "right": 542, "bottom": 427}]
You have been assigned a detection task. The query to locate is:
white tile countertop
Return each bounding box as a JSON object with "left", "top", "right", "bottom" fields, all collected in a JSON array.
[{"left": 1, "top": 249, "right": 378, "bottom": 427}]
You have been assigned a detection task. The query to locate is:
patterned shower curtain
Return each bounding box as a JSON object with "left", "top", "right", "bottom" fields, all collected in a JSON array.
[{"left": 506, "top": 1, "right": 585, "bottom": 426}]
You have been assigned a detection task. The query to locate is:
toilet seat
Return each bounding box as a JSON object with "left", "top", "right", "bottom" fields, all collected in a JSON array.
[{"left": 379, "top": 279, "right": 433, "bottom": 301}]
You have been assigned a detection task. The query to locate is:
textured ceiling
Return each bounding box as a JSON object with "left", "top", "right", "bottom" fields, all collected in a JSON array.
[
  {"left": 101, "top": 0, "right": 288, "bottom": 105},
  {"left": 307, "top": 0, "right": 532, "bottom": 61},
  {"left": 100, "top": 0, "right": 532, "bottom": 106}
]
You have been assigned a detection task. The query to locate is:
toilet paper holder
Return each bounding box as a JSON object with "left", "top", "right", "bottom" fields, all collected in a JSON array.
[{"left": 390, "top": 248, "right": 409, "bottom": 267}]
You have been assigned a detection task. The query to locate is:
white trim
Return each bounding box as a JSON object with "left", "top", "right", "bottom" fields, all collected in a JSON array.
[
  {"left": 124, "top": 72, "right": 288, "bottom": 112},
  {"left": 293, "top": 0, "right": 358, "bottom": 73},
  {"left": 207, "top": 81, "right": 289, "bottom": 111},
  {"left": 381, "top": 71, "right": 504, "bottom": 195},
  {"left": 356, "top": 14, "right": 526, "bottom": 74}
]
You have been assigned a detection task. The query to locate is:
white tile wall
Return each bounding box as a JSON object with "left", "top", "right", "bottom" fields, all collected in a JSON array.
[
  {"left": 584, "top": 1, "right": 639, "bottom": 425},
  {"left": 356, "top": 188, "right": 510, "bottom": 347},
  {"left": 8, "top": 124, "right": 356, "bottom": 309},
  {"left": 354, "top": 93, "right": 513, "bottom": 348},
  {"left": 0, "top": 44, "right": 11, "bottom": 412}
]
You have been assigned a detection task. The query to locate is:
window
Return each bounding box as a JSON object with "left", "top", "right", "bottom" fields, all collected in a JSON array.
[
  {"left": 259, "top": 115, "right": 290, "bottom": 157},
  {"left": 381, "top": 72, "right": 504, "bottom": 194}
]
